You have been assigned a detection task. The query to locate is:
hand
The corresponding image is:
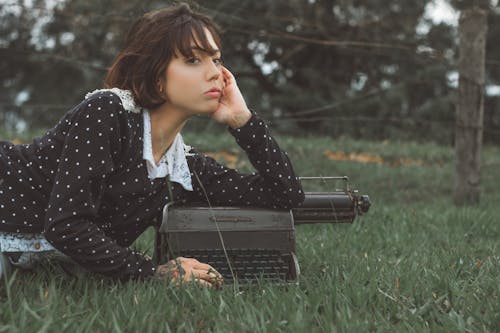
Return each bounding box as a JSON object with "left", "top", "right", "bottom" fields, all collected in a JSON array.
[
  {"left": 211, "top": 66, "right": 252, "bottom": 129},
  {"left": 155, "top": 257, "right": 224, "bottom": 288}
]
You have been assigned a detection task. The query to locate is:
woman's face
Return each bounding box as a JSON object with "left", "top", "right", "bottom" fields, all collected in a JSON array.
[{"left": 162, "top": 28, "right": 224, "bottom": 116}]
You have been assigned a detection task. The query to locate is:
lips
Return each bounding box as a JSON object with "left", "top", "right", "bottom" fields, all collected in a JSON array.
[
  {"left": 204, "top": 87, "right": 222, "bottom": 98},
  {"left": 205, "top": 87, "right": 221, "bottom": 94}
]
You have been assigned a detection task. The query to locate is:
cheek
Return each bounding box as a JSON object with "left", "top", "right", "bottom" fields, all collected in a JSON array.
[{"left": 166, "top": 67, "right": 196, "bottom": 94}]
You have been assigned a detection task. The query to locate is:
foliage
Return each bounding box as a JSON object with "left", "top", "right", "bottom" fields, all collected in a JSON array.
[
  {"left": 0, "top": 0, "right": 499, "bottom": 143},
  {"left": 1, "top": 134, "right": 499, "bottom": 332}
]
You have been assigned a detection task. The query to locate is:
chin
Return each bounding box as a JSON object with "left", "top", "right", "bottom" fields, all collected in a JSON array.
[
  {"left": 198, "top": 104, "right": 219, "bottom": 114},
  {"left": 185, "top": 100, "right": 219, "bottom": 115}
]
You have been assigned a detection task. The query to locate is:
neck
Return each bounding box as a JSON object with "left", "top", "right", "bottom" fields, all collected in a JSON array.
[{"left": 148, "top": 103, "right": 189, "bottom": 164}]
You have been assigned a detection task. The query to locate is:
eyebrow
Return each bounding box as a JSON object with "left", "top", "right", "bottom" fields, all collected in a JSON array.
[{"left": 190, "top": 46, "right": 221, "bottom": 55}]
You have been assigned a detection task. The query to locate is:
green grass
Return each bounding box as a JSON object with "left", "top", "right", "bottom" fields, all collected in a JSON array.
[{"left": 1, "top": 131, "right": 499, "bottom": 332}]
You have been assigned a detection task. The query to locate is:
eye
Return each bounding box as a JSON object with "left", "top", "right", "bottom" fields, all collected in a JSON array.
[
  {"left": 213, "top": 57, "right": 223, "bottom": 65},
  {"left": 186, "top": 57, "right": 201, "bottom": 64}
]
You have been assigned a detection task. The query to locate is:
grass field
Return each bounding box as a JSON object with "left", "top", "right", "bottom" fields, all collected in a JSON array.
[{"left": 1, "top": 131, "right": 499, "bottom": 332}]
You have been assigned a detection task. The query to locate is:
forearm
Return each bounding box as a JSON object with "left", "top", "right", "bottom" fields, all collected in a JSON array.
[
  {"left": 229, "top": 112, "right": 304, "bottom": 207},
  {"left": 191, "top": 111, "right": 304, "bottom": 209},
  {"left": 44, "top": 217, "right": 156, "bottom": 280}
]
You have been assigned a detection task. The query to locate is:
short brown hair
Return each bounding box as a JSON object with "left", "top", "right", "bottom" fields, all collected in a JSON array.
[{"left": 104, "top": 3, "right": 222, "bottom": 109}]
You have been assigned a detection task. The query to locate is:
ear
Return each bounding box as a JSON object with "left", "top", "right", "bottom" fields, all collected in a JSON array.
[{"left": 156, "top": 77, "right": 168, "bottom": 103}]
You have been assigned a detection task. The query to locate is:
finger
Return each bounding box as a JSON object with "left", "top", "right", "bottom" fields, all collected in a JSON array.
[
  {"left": 184, "top": 271, "right": 213, "bottom": 286},
  {"left": 194, "top": 278, "right": 213, "bottom": 288},
  {"left": 221, "top": 66, "right": 233, "bottom": 82},
  {"left": 190, "top": 268, "right": 219, "bottom": 282},
  {"left": 193, "top": 268, "right": 224, "bottom": 288},
  {"left": 192, "top": 263, "right": 223, "bottom": 279},
  {"left": 214, "top": 279, "right": 224, "bottom": 289},
  {"left": 209, "top": 269, "right": 224, "bottom": 281},
  {"left": 221, "top": 65, "right": 230, "bottom": 75},
  {"left": 206, "top": 271, "right": 223, "bottom": 283}
]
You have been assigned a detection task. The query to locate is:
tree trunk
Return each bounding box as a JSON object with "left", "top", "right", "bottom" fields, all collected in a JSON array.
[{"left": 454, "top": 8, "right": 488, "bottom": 206}]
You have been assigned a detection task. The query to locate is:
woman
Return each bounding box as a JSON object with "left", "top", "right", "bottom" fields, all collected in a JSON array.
[{"left": 0, "top": 3, "right": 304, "bottom": 287}]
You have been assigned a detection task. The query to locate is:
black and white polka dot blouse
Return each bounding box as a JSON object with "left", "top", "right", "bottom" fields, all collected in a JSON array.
[{"left": 0, "top": 90, "right": 305, "bottom": 280}]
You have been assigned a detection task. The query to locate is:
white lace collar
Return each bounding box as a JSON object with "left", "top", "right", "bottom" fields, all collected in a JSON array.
[
  {"left": 85, "top": 88, "right": 142, "bottom": 113},
  {"left": 85, "top": 88, "right": 194, "bottom": 191}
]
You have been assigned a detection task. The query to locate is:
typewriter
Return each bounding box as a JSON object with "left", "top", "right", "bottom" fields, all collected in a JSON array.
[{"left": 153, "top": 177, "right": 370, "bottom": 284}]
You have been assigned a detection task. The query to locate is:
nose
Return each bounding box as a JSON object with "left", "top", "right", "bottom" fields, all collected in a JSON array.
[{"left": 206, "top": 62, "right": 221, "bottom": 82}]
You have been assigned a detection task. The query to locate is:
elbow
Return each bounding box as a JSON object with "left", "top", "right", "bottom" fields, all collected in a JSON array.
[
  {"left": 296, "top": 188, "right": 306, "bottom": 207},
  {"left": 289, "top": 187, "right": 306, "bottom": 208},
  {"left": 43, "top": 217, "right": 56, "bottom": 242},
  {"left": 43, "top": 215, "right": 73, "bottom": 249},
  {"left": 43, "top": 222, "right": 63, "bottom": 248},
  {"left": 289, "top": 177, "right": 306, "bottom": 208},
  {"left": 278, "top": 186, "right": 305, "bottom": 210}
]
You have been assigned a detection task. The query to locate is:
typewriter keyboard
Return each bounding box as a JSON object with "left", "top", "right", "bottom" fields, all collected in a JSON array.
[{"left": 178, "top": 248, "right": 291, "bottom": 283}]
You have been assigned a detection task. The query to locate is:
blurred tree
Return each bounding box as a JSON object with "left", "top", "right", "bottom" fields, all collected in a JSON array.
[
  {"left": 0, "top": 0, "right": 499, "bottom": 144},
  {"left": 206, "top": 0, "right": 454, "bottom": 140},
  {"left": 449, "top": 0, "right": 500, "bottom": 143},
  {"left": 454, "top": 6, "right": 488, "bottom": 205}
]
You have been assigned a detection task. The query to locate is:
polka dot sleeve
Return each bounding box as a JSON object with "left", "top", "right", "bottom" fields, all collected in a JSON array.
[
  {"left": 43, "top": 93, "right": 155, "bottom": 280},
  {"left": 189, "top": 112, "right": 305, "bottom": 209}
]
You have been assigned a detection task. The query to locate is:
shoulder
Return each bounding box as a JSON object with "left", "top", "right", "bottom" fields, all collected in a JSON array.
[
  {"left": 72, "top": 89, "right": 124, "bottom": 118},
  {"left": 84, "top": 88, "right": 142, "bottom": 114},
  {"left": 59, "top": 90, "right": 144, "bottom": 151},
  {"left": 68, "top": 88, "right": 143, "bottom": 128}
]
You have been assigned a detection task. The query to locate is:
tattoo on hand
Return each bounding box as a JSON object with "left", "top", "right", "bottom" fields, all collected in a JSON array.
[
  {"left": 175, "top": 258, "right": 186, "bottom": 277},
  {"left": 156, "top": 259, "right": 185, "bottom": 281}
]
